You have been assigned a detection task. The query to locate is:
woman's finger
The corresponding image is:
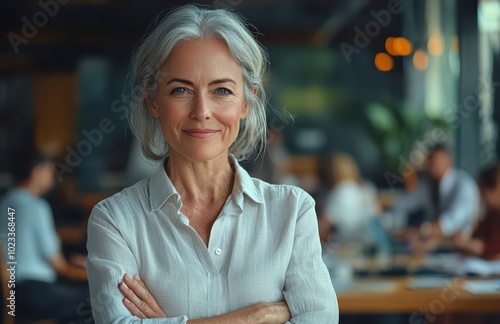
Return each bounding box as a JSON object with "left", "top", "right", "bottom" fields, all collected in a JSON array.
[
  {"left": 131, "top": 274, "right": 167, "bottom": 316},
  {"left": 121, "top": 274, "right": 157, "bottom": 317},
  {"left": 122, "top": 297, "right": 147, "bottom": 319},
  {"left": 119, "top": 281, "right": 149, "bottom": 317},
  {"left": 120, "top": 274, "right": 167, "bottom": 318}
]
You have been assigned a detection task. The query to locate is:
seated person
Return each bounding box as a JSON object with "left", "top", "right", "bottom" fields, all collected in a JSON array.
[
  {"left": 0, "top": 149, "right": 91, "bottom": 322},
  {"left": 323, "top": 153, "right": 380, "bottom": 246},
  {"left": 454, "top": 162, "right": 500, "bottom": 260},
  {"left": 390, "top": 144, "right": 480, "bottom": 254}
]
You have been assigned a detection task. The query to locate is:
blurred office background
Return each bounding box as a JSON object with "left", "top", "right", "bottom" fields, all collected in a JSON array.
[
  {"left": 1, "top": 0, "right": 498, "bottom": 192},
  {"left": 1, "top": 0, "right": 499, "bottom": 192},
  {"left": 1, "top": 0, "right": 499, "bottom": 323}
]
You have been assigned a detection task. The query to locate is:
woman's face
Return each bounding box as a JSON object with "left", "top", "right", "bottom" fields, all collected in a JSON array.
[{"left": 147, "top": 38, "right": 249, "bottom": 163}]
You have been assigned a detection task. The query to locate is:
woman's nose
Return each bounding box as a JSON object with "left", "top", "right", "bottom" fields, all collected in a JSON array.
[{"left": 190, "top": 93, "right": 211, "bottom": 121}]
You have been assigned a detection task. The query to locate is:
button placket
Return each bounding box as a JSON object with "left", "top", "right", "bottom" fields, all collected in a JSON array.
[{"left": 208, "top": 213, "right": 230, "bottom": 273}]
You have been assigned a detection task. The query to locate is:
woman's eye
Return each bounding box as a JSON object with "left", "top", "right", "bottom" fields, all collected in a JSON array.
[
  {"left": 216, "top": 88, "right": 231, "bottom": 95},
  {"left": 171, "top": 87, "right": 187, "bottom": 94}
]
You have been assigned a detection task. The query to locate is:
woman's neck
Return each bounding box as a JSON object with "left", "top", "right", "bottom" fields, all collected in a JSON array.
[
  {"left": 165, "top": 152, "right": 234, "bottom": 204},
  {"left": 17, "top": 181, "right": 40, "bottom": 197}
]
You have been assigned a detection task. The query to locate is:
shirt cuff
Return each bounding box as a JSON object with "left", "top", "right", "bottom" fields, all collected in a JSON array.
[{"left": 439, "top": 217, "right": 461, "bottom": 237}]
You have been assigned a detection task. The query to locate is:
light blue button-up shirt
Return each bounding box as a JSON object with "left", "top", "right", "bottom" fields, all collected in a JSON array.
[
  {"left": 391, "top": 168, "right": 479, "bottom": 236},
  {"left": 87, "top": 158, "right": 338, "bottom": 323},
  {"left": 0, "top": 188, "right": 60, "bottom": 283}
]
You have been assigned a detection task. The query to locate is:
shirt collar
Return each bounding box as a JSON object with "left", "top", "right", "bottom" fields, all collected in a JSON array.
[
  {"left": 231, "top": 155, "right": 264, "bottom": 206},
  {"left": 149, "top": 164, "right": 179, "bottom": 212},
  {"left": 148, "top": 155, "right": 264, "bottom": 212}
]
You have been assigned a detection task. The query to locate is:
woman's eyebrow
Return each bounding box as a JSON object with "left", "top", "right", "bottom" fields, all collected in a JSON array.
[
  {"left": 165, "top": 77, "right": 237, "bottom": 86},
  {"left": 209, "top": 78, "right": 237, "bottom": 85},
  {"left": 166, "top": 78, "right": 194, "bottom": 86}
]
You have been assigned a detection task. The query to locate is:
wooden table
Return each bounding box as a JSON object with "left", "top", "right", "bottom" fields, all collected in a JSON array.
[{"left": 337, "top": 276, "right": 500, "bottom": 314}]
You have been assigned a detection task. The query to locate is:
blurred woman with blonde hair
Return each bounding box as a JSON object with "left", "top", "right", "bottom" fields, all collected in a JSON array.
[{"left": 324, "top": 153, "right": 380, "bottom": 244}]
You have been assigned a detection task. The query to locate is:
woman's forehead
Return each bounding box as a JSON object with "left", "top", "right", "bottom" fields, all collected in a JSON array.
[{"left": 158, "top": 38, "right": 243, "bottom": 80}]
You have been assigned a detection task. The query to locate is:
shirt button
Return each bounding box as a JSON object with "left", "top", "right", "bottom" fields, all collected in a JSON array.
[{"left": 215, "top": 248, "right": 222, "bottom": 255}]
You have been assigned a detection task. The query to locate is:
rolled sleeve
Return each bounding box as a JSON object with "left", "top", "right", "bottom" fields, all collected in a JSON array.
[
  {"left": 439, "top": 183, "right": 478, "bottom": 237},
  {"left": 283, "top": 195, "right": 339, "bottom": 323},
  {"left": 87, "top": 205, "right": 188, "bottom": 324}
]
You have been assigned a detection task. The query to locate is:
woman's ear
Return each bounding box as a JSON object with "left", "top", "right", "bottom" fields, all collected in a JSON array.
[
  {"left": 241, "top": 86, "right": 258, "bottom": 119},
  {"left": 146, "top": 92, "right": 160, "bottom": 118}
]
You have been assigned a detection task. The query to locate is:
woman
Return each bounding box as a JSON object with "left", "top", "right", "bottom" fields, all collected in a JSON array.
[
  {"left": 323, "top": 153, "right": 379, "bottom": 245},
  {"left": 86, "top": 5, "right": 338, "bottom": 323}
]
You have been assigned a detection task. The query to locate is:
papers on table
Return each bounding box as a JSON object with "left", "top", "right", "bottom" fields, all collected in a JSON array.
[
  {"left": 348, "top": 279, "right": 397, "bottom": 293},
  {"left": 424, "top": 253, "right": 500, "bottom": 276},
  {"left": 464, "top": 279, "right": 500, "bottom": 294},
  {"left": 457, "top": 258, "right": 500, "bottom": 276},
  {"left": 407, "top": 276, "right": 452, "bottom": 290}
]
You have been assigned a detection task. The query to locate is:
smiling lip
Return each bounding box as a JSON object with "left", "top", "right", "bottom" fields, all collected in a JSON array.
[{"left": 183, "top": 129, "right": 217, "bottom": 139}]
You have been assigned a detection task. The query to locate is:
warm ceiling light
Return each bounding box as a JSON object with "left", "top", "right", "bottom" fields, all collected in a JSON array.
[
  {"left": 413, "top": 49, "right": 428, "bottom": 70},
  {"left": 393, "top": 37, "right": 413, "bottom": 56},
  {"left": 375, "top": 53, "right": 394, "bottom": 72},
  {"left": 385, "top": 37, "right": 397, "bottom": 55},
  {"left": 428, "top": 34, "right": 444, "bottom": 56}
]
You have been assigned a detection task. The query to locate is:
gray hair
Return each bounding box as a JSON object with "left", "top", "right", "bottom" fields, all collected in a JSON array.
[{"left": 127, "top": 5, "right": 268, "bottom": 161}]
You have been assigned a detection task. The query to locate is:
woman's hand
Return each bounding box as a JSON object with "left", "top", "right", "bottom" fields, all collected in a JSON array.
[
  {"left": 119, "top": 273, "right": 167, "bottom": 318},
  {"left": 243, "top": 301, "right": 291, "bottom": 324},
  {"left": 188, "top": 301, "right": 291, "bottom": 324},
  {"left": 119, "top": 273, "right": 290, "bottom": 323}
]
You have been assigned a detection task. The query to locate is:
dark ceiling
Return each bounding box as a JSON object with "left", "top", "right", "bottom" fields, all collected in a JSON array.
[{"left": 0, "top": 0, "right": 402, "bottom": 71}]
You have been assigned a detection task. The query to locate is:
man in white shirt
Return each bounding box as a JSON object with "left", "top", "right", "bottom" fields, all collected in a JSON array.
[{"left": 391, "top": 145, "right": 479, "bottom": 253}]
